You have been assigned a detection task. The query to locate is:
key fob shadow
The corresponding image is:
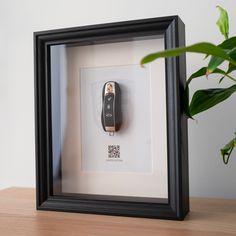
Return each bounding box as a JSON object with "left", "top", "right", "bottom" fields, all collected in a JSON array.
[{"left": 101, "top": 81, "right": 122, "bottom": 135}]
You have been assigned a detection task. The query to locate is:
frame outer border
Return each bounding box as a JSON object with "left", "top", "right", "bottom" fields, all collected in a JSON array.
[{"left": 34, "top": 15, "right": 189, "bottom": 220}]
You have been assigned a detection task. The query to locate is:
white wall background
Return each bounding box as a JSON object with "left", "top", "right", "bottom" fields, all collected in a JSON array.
[{"left": 0, "top": 0, "right": 236, "bottom": 198}]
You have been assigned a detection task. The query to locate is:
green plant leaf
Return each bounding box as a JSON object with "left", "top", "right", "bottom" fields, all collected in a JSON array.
[
  {"left": 207, "top": 56, "right": 225, "bottom": 74},
  {"left": 140, "top": 42, "right": 236, "bottom": 66},
  {"left": 185, "top": 68, "right": 236, "bottom": 118},
  {"left": 228, "top": 47, "right": 236, "bottom": 60},
  {"left": 203, "top": 37, "right": 236, "bottom": 59},
  {"left": 219, "top": 63, "right": 236, "bottom": 83},
  {"left": 227, "top": 63, "right": 236, "bottom": 73},
  {"left": 216, "top": 6, "right": 229, "bottom": 39},
  {"left": 221, "top": 133, "right": 236, "bottom": 164},
  {"left": 187, "top": 67, "right": 226, "bottom": 85},
  {"left": 219, "top": 37, "right": 236, "bottom": 50},
  {"left": 207, "top": 47, "right": 236, "bottom": 74},
  {"left": 188, "top": 67, "right": 208, "bottom": 85},
  {"left": 189, "top": 84, "right": 236, "bottom": 116}
]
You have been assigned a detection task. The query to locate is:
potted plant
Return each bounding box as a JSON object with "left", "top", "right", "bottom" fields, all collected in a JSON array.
[{"left": 141, "top": 6, "right": 236, "bottom": 164}]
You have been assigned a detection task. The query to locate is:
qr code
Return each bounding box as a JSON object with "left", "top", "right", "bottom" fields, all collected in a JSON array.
[{"left": 108, "top": 145, "right": 120, "bottom": 159}]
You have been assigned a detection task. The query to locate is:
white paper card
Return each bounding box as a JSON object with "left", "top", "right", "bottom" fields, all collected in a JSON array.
[{"left": 80, "top": 65, "right": 152, "bottom": 173}]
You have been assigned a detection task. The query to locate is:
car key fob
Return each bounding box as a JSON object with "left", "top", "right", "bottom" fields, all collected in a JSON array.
[{"left": 101, "top": 81, "right": 122, "bottom": 135}]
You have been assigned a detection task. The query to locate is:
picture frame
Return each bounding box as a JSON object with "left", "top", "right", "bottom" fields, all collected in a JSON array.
[{"left": 34, "top": 15, "right": 189, "bottom": 220}]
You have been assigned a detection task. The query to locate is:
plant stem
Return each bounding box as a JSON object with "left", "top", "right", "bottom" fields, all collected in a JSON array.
[{"left": 225, "top": 74, "right": 236, "bottom": 83}]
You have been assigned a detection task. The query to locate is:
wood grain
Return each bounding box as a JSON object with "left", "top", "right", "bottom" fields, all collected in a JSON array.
[{"left": 0, "top": 188, "right": 235, "bottom": 236}]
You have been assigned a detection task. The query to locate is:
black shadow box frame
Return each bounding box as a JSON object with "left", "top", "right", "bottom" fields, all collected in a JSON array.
[{"left": 34, "top": 15, "right": 189, "bottom": 220}]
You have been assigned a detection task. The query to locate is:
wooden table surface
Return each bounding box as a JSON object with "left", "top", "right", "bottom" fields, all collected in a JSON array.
[{"left": 0, "top": 188, "right": 235, "bottom": 236}]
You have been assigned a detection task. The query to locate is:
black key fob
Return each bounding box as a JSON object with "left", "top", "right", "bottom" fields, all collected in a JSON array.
[{"left": 101, "top": 81, "right": 122, "bottom": 135}]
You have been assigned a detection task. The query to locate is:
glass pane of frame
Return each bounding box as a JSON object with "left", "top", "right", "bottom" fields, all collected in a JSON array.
[{"left": 50, "top": 34, "right": 168, "bottom": 203}]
